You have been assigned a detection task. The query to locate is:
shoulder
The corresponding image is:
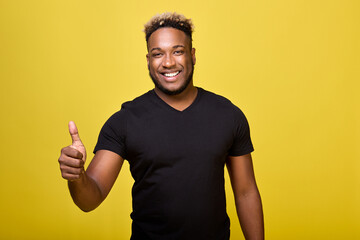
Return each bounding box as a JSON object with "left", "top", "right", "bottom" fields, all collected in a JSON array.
[
  {"left": 104, "top": 90, "right": 157, "bottom": 128},
  {"left": 108, "top": 90, "right": 154, "bottom": 118},
  {"left": 121, "top": 90, "right": 154, "bottom": 111},
  {"left": 198, "top": 88, "right": 250, "bottom": 129},
  {"left": 200, "top": 88, "right": 237, "bottom": 108},
  {"left": 199, "top": 88, "right": 232, "bottom": 103},
  {"left": 198, "top": 88, "right": 244, "bottom": 116}
]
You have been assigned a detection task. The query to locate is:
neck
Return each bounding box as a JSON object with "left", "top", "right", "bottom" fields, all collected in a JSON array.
[{"left": 154, "top": 83, "right": 198, "bottom": 111}]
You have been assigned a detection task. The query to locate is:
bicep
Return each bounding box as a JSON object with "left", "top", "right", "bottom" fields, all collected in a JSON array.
[
  {"left": 86, "top": 150, "right": 124, "bottom": 199},
  {"left": 226, "top": 153, "right": 258, "bottom": 196}
]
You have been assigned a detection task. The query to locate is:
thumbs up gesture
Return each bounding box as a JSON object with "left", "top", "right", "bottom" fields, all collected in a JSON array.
[
  {"left": 68, "top": 121, "right": 87, "bottom": 161},
  {"left": 58, "top": 121, "right": 87, "bottom": 181}
]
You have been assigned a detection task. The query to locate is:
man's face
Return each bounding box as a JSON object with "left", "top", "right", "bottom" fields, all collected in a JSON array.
[{"left": 147, "top": 27, "right": 196, "bottom": 96}]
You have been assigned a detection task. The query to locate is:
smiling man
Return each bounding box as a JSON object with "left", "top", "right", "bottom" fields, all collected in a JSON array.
[
  {"left": 147, "top": 27, "right": 195, "bottom": 97},
  {"left": 58, "top": 12, "right": 264, "bottom": 240}
]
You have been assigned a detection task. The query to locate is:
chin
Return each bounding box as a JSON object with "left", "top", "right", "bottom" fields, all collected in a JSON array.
[
  {"left": 158, "top": 85, "right": 188, "bottom": 96},
  {"left": 149, "top": 68, "right": 194, "bottom": 96}
]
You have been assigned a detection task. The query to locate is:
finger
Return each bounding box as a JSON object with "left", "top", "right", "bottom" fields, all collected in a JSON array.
[
  {"left": 60, "top": 165, "right": 84, "bottom": 175},
  {"left": 61, "top": 172, "right": 83, "bottom": 181},
  {"left": 61, "top": 146, "right": 83, "bottom": 160},
  {"left": 59, "top": 155, "right": 84, "bottom": 168},
  {"left": 68, "top": 121, "right": 83, "bottom": 147}
]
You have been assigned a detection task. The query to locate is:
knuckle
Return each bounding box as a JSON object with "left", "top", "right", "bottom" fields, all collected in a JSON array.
[
  {"left": 60, "top": 147, "right": 67, "bottom": 153},
  {"left": 58, "top": 155, "right": 65, "bottom": 163},
  {"left": 59, "top": 165, "right": 66, "bottom": 171},
  {"left": 58, "top": 157, "right": 67, "bottom": 166}
]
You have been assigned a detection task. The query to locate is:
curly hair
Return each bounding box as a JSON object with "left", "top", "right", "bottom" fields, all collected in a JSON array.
[{"left": 144, "top": 12, "right": 194, "bottom": 42}]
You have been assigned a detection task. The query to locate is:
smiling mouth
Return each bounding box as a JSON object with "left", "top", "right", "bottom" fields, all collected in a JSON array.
[{"left": 162, "top": 71, "right": 180, "bottom": 77}]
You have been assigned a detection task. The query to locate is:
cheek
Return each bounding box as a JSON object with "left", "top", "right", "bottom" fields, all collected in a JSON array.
[
  {"left": 181, "top": 55, "right": 193, "bottom": 66},
  {"left": 184, "top": 58, "right": 193, "bottom": 69},
  {"left": 149, "top": 60, "right": 160, "bottom": 72},
  {"left": 148, "top": 63, "right": 155, "bottom": 73}
]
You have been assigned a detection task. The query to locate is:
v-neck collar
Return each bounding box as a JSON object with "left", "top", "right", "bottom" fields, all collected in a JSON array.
[{"left": 151, "top": 87, "right": 203, "bottom": 113}]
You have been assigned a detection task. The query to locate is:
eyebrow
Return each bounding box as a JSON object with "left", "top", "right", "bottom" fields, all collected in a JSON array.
[
  {"left": 150, "top": 45, "right": 185, "bottom": 52},
  {"left": 173, "top": 45, "right": 185, "bottom": 49}
]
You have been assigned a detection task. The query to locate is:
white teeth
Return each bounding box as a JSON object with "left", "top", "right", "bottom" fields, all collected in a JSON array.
[{"left": 164, "top": 71, "right": 179, "bottom": 77}]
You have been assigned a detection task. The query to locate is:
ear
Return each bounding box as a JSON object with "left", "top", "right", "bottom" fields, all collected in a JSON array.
[
  {"left": 146, "top": 53, "right": 149, "bottom": 67},
  {"left": 191, "top": 48, "right": 196, "bottom": 65}
]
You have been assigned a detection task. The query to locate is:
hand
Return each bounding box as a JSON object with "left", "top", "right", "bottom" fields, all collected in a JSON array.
[{"left": 58, "top": 121, "right": 87, "bottom": 181}]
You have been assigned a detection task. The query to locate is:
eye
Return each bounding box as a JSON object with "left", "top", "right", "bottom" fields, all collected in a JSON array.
[
  {"left": 152, "top": 52, "right": 163, "bottom": 58},
  {"left": 174, "top": 50, "right": 184, "bottom": 55}
]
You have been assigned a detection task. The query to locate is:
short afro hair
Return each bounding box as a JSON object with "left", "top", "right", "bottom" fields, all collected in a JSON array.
[{"left": 144, "top": 12, "right": 194, "bottom": 42}]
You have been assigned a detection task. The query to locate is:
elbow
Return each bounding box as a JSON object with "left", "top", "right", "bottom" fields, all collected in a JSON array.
[
  {"left": 80, "top": 208, "right": 93, "bottom": 213},
  {"left": 73, "top": 199, "right": 101, "bottom": 213},
  {"left": 77, "top": 204, "right": 98, "bottom": 213}
]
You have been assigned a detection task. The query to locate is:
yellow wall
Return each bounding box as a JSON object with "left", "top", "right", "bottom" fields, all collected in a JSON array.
[{"left": 0, "top": 0, "right": 359, "bottom": 239}]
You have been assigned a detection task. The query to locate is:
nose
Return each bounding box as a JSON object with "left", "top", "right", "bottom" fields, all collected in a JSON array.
[{"left": 162, "top": 54, "right": 175, "bottom": 68}]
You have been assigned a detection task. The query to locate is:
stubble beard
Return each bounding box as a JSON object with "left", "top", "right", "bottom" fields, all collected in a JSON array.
[{"left": 149, "top": 64, "right": 194, "bottom": 96}]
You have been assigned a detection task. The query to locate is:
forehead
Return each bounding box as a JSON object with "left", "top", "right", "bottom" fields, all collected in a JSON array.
[{"left": 147, "top": 27, "right": 191, "bottom": 50}]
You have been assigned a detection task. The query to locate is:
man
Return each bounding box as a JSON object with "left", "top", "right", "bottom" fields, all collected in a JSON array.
[{"left": 59, "top": 12, "right": 264, "bottom": 240}]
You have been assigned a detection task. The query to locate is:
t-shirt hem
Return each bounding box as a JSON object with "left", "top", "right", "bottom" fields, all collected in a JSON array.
[
  {"left": 93, "top": 145, "right": 126, "bottom": 159},
  {"left": 228, "top": 147, "right": 254, "bottom": 157}
]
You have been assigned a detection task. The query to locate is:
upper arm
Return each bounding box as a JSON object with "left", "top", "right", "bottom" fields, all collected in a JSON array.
[
  {"left": 86, "top": 150, "right": 124, "bottom": 200},
  {"left": 226, "top": 153, "right": 259, "bottom": 197}
]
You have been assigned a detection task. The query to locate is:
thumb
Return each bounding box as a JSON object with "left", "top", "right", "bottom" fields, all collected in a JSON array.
[{"left": 68, "top": 121, "right": 83, "bottom": 147}]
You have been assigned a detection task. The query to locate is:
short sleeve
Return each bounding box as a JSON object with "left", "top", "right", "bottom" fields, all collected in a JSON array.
[
  {"left": 228, "top": 108, "right": 254, "bottom": 156},
  {"left": 93, "top": 109, "right": 127, "bottom": 159}
]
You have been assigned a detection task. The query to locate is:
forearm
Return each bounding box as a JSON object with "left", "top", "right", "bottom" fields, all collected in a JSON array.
[
  {"left": 68, "top": 171, "right": 104, "bottom": 212},
  {"left": 235, "top": 189, "right": 264, "bottom": 240}
]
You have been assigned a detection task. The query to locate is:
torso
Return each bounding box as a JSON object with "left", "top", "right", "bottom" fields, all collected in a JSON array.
[{"left": 94, "top": 88, "right": 254, "bottom": 240}]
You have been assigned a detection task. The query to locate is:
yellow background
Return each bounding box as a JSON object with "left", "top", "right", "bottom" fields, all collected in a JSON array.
[{"left": 0, "top": 0, "right": 359, "bottom": 239}]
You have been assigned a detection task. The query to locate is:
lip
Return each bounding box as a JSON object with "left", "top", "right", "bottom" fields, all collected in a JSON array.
[{"left": 160, "top": 70, "right": 182, "bottom": 82}]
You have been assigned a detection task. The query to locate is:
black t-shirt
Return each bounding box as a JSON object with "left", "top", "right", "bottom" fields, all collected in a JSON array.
[{"left": 94, "top": 88, "right": 254, "bottom": 240}]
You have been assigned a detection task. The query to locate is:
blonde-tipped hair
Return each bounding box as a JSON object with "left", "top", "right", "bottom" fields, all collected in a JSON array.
[{"left": 144, "top": 12, "right": 194, "bottom": 42}]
